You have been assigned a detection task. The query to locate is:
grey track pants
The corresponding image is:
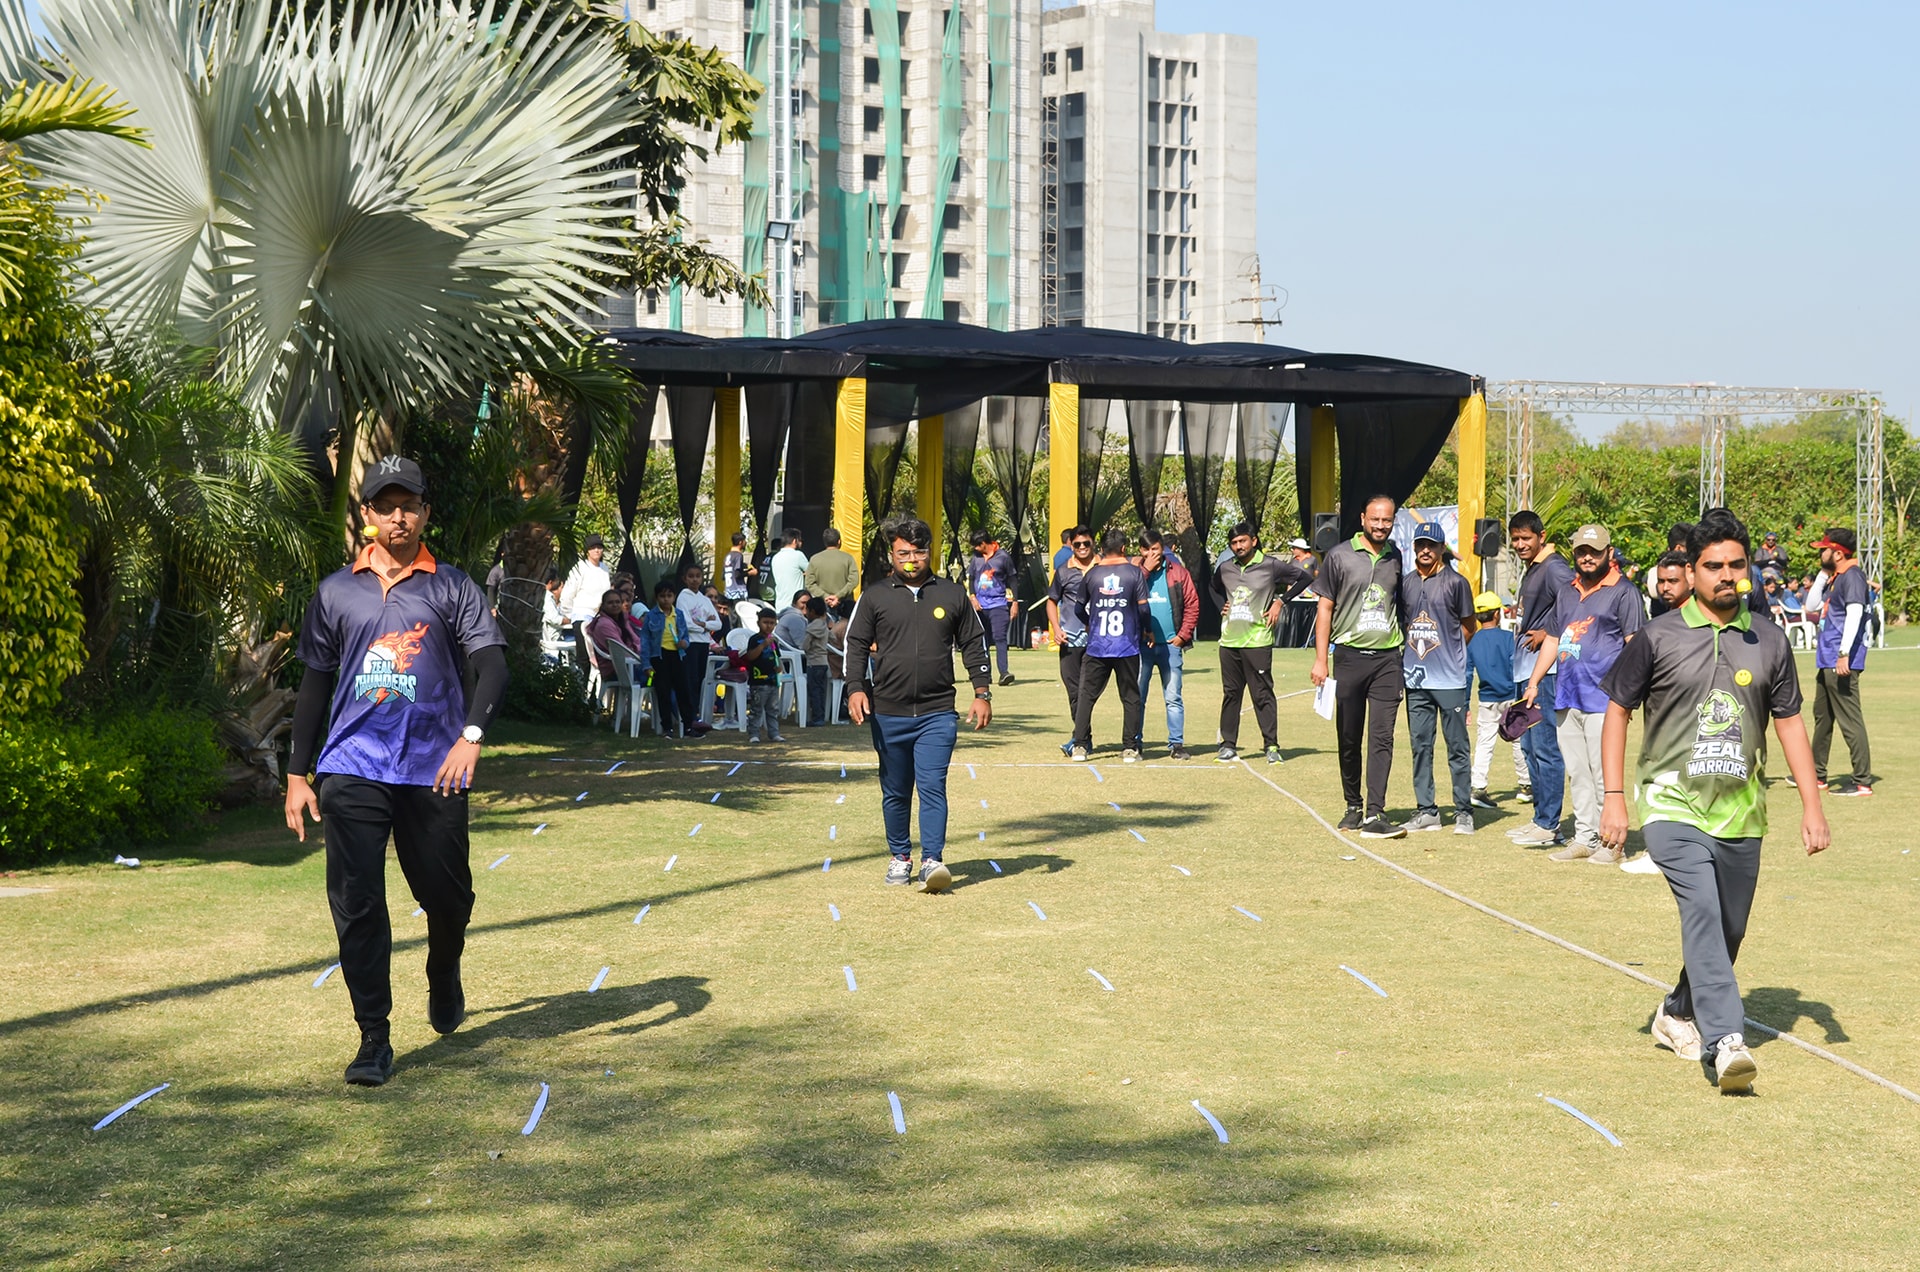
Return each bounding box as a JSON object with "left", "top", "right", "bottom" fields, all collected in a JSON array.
[{"left": 1643, "top": 820, "right": 1761, "bottom": 1055}]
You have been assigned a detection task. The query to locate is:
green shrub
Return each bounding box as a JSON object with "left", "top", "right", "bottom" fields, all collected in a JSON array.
[
  {"left": 0, "top": 706, "right": 223, "bottom": 863},
  {"left": 501, "top": 646, "right": 594, "bottom": 726}
]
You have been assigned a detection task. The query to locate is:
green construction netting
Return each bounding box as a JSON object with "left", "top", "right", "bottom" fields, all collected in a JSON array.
[
  {"left": 740, "top": 0, "right": 772, "bottom": 336},
  {"left": 815, "top": 0, "right": 846, "bottom": 326},
  {"left": 986, "top": 0, "right": 1011, "bottom": 329},
  {"left": 921, "top": 4, "right": 963, "bottom": 316}
]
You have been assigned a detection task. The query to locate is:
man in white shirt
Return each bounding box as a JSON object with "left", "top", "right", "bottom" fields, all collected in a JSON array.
[
  {"left": 676, "top": 564, "right": 724, "bottom": 724},
  {"left": 559, "top": 534, "right": 612, "bottom": 624},
  {"left": 771, "top": 529, "right": 810, "bottom": 610}
]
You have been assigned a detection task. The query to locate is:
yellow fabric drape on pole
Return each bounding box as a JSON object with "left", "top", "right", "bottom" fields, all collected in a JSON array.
[
  {"left": 833, "top": 378, "right": 867, "bottom": 593},
  {"left": 1048, "top": 383, "right": 1079, "bottom": 573},
  {"left": 1308, "top": 405, "right": 1337, "bottom": 535},
  {"left": 1454, "top": 391, "right": 1488, "bottom": 587},
  {"left": 713, "top": 388, "right": 741, "bottom": 578},
  {"left": 917, "top": 413, "right": 945, "bottom": 572}
]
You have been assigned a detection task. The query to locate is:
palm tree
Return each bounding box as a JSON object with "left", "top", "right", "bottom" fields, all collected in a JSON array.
[{"left": 4, "top": 0, "right": 656, "bottom": 525}]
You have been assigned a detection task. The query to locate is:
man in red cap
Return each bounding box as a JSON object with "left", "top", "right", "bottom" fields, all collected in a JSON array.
[{"left": 1809, "top": 527, "right": 1874, "bottom": 795}]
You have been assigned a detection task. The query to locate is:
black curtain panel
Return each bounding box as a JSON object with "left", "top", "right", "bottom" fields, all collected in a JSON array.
[
  {"left": 984, "top": 395, "right": 1044, "bottom": 566},
  {"left": 1126, "top": 400, "right": 1175, "bottom": 532},
  {"left": 1076, "top": 396, "right": 1111, "bottom": 524},
  {"left": 782, "top": 380, "right": 837, "bottom": 556},
  {"left": 863, "top": 422, "right": 911, "bottom": 580},
  {"left": 941, "top": 399, "right": 983, "bottom": 569},
  {"left": 1181, "top": 401, "right": 1234, "bottom": 638},
  {"left": 1235, "top": 401, "right": 1288, "bottom": 533},
  {"left": 1294, "top": 398, "right": 1460, "bottom": 539},
  {"left": 664, "top": 385, "right": 714, "bottom": 573},
  {"left": 745, "top": 382, "right": 794, "bottom": 561},
  {"left": 614, "top": 384, "right": 659, "bottom": 578}
]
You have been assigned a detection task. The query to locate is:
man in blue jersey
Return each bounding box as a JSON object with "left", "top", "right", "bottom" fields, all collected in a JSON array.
[
  {"left": 285, "top": 457, "right": 509, "bottom": 1088},
  {"left": 1047, "top": 526, "right": 1096, "bottom": 756},
  {"left": 1400, "top": 523, "right": 1479, "bottom": 835},
  {"left": 1070, "top": 529, "right": 1150, "bottom": 762},
  {"left": 968, "top": 530, "right": 1021, "bottom": 686},
  {"left": 1810, "top": 527, "right": 1874, "bottom": 795}
]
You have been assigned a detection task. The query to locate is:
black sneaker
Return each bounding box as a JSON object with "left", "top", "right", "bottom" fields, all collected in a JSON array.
[
  {"left": 1169, "top": 745, "right": 1191, "bottom": 761},
  {"left": 428, "top": 962, "right": 466, "bottom": 1035},
  {"left": 999, "top": 673, "right": 1016, "bottom": 686},
  {"left": 345, "top": 1035, "right": 395, "bottom": 1087},
  {"left": 1470, "top": 788, "right": 1499, "bottom": 809},
  {"left": 1358, "top": 815, "right": 1406, "bottom": 840},
  {"left": 1829, "top": 779, "right": 1874, "bottom": 797},
  {"left": 1336, "top": 805, "right": 1364, "bottom": 831},
  {"left": 1216, "top": 745, "right": 1239, "bottom": 763}
]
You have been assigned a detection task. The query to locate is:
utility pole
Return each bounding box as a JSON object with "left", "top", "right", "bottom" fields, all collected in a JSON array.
[{"left": 1232, "top": 254, "right": 1280, "bottom": 342}]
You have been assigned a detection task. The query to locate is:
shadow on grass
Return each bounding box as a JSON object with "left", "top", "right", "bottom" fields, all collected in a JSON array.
[
  {"left": 400, "top": 976, "right": 712, "bottom": 1067},
  {"left": 3, "top": 1008, "right": 1433, "bottom": 1269},
  {"left": 947, "top": 854, "right": 1074, "bottom": 891},
  {"left": 1746, "top": 986, "right": 1851, "bottom": 1045}
]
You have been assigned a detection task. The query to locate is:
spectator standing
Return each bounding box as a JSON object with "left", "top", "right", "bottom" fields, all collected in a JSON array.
[
  {"left": 283, "top": 456, "right": 508, "bottom": 1087},
  {"left": 541, "top": 575, "right": 566, "bottom": 649},
  {"left": 1281, "top": 537, "right": 1320, "bottom": 647},
  {"left": 771, "top": 528, "right": 810, "bottom": 610},
  {"left": 803, "top": 595, "right": 833, "bottom": 725},
  {"left": 677, "top": 565, "right": 723, "bottom": 726},
  {"left": 559, "top": 533, "right": 612, "bottom": 624},
  {"left": 1754, "top": 530, "right": 1789, "bottom": 581},
  {"left": 743, "top": 609, "right": 786, "bottom": 743},
  {"left": 804, "top": 527, "right": 860, "bottom": 617},
  {"left": 1216, "top": 521, "right": 1311, "bottom": 765},
  {"left": 1524, "top": 524, "right": 1644, "bottom": 863},
  {"left": 639, "top": 581, "right": 697, "bottom": 737},
  {"left": 1400, "top": 523, "right": 1479, "bottom": 835},
  {"left": 1052, "top": 527, "right": 1074, "bottom": 575},
  {"left": 1132, "top": 529, "right": 1200, "bottom": 760},
  {"left": 1598, "top": 508, "right": 1828, "bottom": 1092},
  {"left": 845, "top": 518, "right": 993, "bottom": 893},
  {"left": 1809, "top": 527, "right": 1874, "bottom": 795},
  {"left": 1647, "top": 523, "right": 1694, "bottom": 619},
  {"left": 1466, "top": 591, "right": 1526, "bottom": 808},
  {"left": 967, "top": 530, "right": 1021, "bottom": 685},
  {"left": 1507, "top": 510, "right": 1573, "bottom": 845},
  {"left": 722, "top": 531, "right": 758, "bottom": 600},
  {"left": 1046, "top": 526, "right": 1097, "bottom": 756},
  {"left": 1311, "top": 496, "right": 1407, "bottom": 838},
  {"left": 1069, "top": 530, "right": 1150, "bottom": 762}
]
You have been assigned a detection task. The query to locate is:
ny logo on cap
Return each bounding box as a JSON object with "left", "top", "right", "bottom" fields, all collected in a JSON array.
[{"left": 379, "top": 456, "right": 403, "bottom": 474}]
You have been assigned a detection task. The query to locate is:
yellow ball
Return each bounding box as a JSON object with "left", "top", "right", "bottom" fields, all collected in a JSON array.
[{"left": 361, "top": 524, "right": 379, "bottom": 539}]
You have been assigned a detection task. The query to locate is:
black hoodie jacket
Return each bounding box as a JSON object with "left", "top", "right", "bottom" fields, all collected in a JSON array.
[{"left": 846, "top": 573, "right": 993, "bottom": 716}]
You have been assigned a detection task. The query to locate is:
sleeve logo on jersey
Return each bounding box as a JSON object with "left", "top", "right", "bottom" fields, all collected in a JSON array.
[
  {"left": 1556, "top": 616, "right": 1595, "bottom": 664},
  {"left": 1689, "top": 690, "right": 1748, "bottom": 779},
  {"left": 1407, "top": 608, "right": 1440, "bottom": 659},
  {"left": 354, "top": 622, "right": 430, "bottom": 705}
]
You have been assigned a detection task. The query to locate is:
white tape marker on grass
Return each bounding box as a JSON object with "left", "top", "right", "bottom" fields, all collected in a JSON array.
[
  {"left": 532, "top": 823, "right": 547, "bottom": 836},
  {"left": 710, "top": 791, "right": 722, "bottom": 803},
  {"left": 588, "top": 966, "right": 610, "bottom": 993},
  {"left": 835, "top": 794, "right": 846, "bottom": 804},
  {"left": 887, "top": 1091, "right": 906, "bottom": 1134},
  {"left": 633, "top": 904, "right": 650, "bottom": 925},
  {"left": 980, "top": 798, "right": 989, "bottom": 809},
  {"left": 1539, "top": 1093, "right": 1622, "bottom": 1147},
  {"left": 990, "top": 861, "right": 1002, "bottom": 873},
  {"left": 576, "top": 791, "right": 588, "bottom": 802},
  {"left": 1087, "top": 968, "right": 1115, "bottom": 992},
  {"left": 1028, "top": 901, "right": 1048, "bottom": 921},
  {"left": 1107, "top": 801, "right": 1122, "bottom": 812},
  {"left": 663, "top": 855, "right": 677, "bottom": 872},
  {"left": 1128, "top": 829, "right": 1146, "bottom": 843},
  {"left": 687, "top": 823, "right": 702, "bottom": 837},
  {"left": 822, "top": 857, "right": 832, "bottom": 872},
  {"left": 312, "top": 962, "right": 340, "bottom": 988},
  {"left": 728, "top": 761, "right": 745, "bottom": 777},
  {"left": 521, "top": 1083, "right": 550, "bottom": 1136},
  {"left": 828, "top": 904, "right": 841, "bottom": 921},
  {"left": 605, "top": 760, "right": 626, "bottom": 775},
  {"left": 489, "top": 854, "right": 511, "bottom": 870},
  {"left": 840, "top": 765, "right": 847, "bottom": 778},
  {"left": 1339, "top": 965, "right": 1389, "bottom": 998},
  {"left": 1232, "top": 906, "right": 1262, "bottom": 922},
  {"left": 1088, "top": 765, "right": 1105, "bottom": 783},
  {"left": 978, "top": 831, "right": 986, "bottom": 841},
  {"left": 1191, "top": 1100, "right": 1229, "bottom": 1143},
  {"left": 967, "top": 764, "right": 977, "bottom": 780},
  {"left": 93, "top": 1083, "right": 170, "bottom": 1131},
  {"left": 829, "top": 825, "right": 838, "bottom": 841},
  {"left": 843, "top": 966, "right": 858, "bottom": 992},
  {"left": 412, "top": 907, "right": 423, "bottom": 917},
  {"left": 1171, "top": 865, "right": 1191, "bottom": 876}
]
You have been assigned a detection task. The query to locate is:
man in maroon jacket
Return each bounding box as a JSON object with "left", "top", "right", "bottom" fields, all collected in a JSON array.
[{"left": 1132, "top": 530, "right": 1201, "bottom": 759}]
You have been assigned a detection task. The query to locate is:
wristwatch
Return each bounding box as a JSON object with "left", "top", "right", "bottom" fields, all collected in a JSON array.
[
  {"left": 974, "top": 689, "right": 992, "bottom": 701},
  {"left": 461, "top": 726, "right": 485, "bottom": 744}
]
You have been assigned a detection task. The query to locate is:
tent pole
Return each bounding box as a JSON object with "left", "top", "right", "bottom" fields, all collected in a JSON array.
[
  {"left": 917, "top": 413, "right": 945, "bottom": 572},
  {"left": 1309, "top": 405, "right": 1337, "bottom": 533},
  {"left": 714, "top": 388, "right": 742, "bottom": 581},
  {"left": 1048, "top": 383, "right": 1079, "bottom": 572},
  {"left": 1455, "top": 391, "right": 1487, "bottom": 588},
  {"left": 833, "top": 377, "right": 867, "bottom": 592}
]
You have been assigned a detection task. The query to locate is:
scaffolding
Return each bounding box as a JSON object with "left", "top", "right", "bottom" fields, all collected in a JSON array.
[
  {"left": 767, "top": 0, "right": 800, "bottom": 337},
  {"left": 1488, "top": 380, "right": 1887, "bottom": 600}
]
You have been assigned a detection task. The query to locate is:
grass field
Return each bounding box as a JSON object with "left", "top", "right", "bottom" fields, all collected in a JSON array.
[{"left": 6, "top": 644, "right": 1920, "bottom": 1270}]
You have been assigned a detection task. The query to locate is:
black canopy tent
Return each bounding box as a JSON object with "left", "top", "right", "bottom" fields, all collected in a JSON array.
[{"left": 604, "top": 319, "right": 1486, "bottom": 588}]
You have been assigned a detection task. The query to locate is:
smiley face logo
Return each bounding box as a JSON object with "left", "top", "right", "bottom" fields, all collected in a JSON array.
[{"left": 1734, "top": 668, "right": 1752, "bottom": 686}]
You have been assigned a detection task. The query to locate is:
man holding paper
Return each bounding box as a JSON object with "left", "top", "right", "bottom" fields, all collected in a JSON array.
[{"left": 1311, "top": 495, "right": 1408, "bottom": 838}]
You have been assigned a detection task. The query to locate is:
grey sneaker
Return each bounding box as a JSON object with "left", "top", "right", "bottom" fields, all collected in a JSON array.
[
  {"left": 1069, "top": 745, "right": 1090, "bottom": 761},
  {"left": 1336, "top": 805, "right": 1364, "bottom": 831},
  {"left": 1404, "top": 811, "right": 1444, "bottom": 833},
  {"left": 918, "top": 858, "right": 952, "bottom": 893},
  {"left": 1122, "top": 748, "right": 1142, "bottom": 763},
  {"left": 1586, "top": 843, "right": 1624, "bottom": 865},
  {"left": 1548, "top": 841, "right": 1594, "bottom": 862},
  {"left": 1265, "top": 746, "right": 1282, "bottom": 765},
  {"left": 1651, "top": 1005, "right": 1704, "bottom": 1061},
  {"left": 1358, "top": 815, "right": 1406, "bottom": 840},
  {"left": 1510, "top": 823, "right": 1563, "bottom": 848},
  {"left": 1515, "top": 784, "right": 1533, "bottom": 804},
  {"left": 1169, "top": 745, "right": 1191, "bottom": 760},
  {"left": 1713, "top": 1033, "right": 1757, "bottom": 1092},
  {"left": 1454, "top": 812, "right": 1475, "bottom": 835},
  {"left": 1470, "top": 788, "right": 1499, "bottom": 809},
  {"left": 885, "top": 857, "right": 913, "bottom": 886},
  {"left": 1216, "top": 745, "right": 1239, "bottom": 763}
]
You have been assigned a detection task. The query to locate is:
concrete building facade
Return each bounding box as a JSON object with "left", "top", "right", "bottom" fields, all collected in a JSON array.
[{"left": 1039, "top": 0, "right": 1258, "bottom": 343}]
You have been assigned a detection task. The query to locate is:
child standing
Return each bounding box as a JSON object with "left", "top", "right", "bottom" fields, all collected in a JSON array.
[
  {"left": 745, "top": 609, "right": 786, "bottom": 743},
  {"left": 1466, "top": 592, "right": 1527, "bottom": 807},
  {"left": 804, "top": 595, "right": 833, "bottom": 726}
]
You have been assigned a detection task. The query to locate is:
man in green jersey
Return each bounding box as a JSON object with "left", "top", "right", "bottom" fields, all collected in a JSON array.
[
  {"left": 1599, "top": 508, "right": 1829, "bottom": 1093},
  {"left": 1212, "top": 521, "right": 1311, "bottom": 764},
  {"left": 1311, "top": 495, "right": 1408, "bottom": 838}
]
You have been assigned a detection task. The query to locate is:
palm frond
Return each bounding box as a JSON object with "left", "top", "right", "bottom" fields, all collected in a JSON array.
[{"left": 0, "top": 76, "right": 149, "bottom": 144}]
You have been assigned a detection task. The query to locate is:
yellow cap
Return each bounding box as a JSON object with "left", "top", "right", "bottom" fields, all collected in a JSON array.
[{"left": 1474, "top": 591, "right": 1503, "bottom": 612}]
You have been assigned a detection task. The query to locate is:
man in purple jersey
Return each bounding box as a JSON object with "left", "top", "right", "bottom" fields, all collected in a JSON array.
[
  {"left": 1070, "top": 529, "right": 1150, "bottom": 762},
  {"left": 285, "top": 457, "right": 509, "bottom": 1088}
]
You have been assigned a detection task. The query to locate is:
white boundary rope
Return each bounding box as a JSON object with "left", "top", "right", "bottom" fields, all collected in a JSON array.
[{"left": 1241, "top": 765, "right": 1920, "bottom": 1107}]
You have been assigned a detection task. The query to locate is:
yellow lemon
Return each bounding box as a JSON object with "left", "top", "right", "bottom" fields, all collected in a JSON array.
[
  {"left": 1734, "top": 669, "right": 1752, "bottom": 686},
  {"left": 933, "top": 606, "right": 946, "bottom": 619}
]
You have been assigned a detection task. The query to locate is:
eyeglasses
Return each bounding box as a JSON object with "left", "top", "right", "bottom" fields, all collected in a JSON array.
[{"left": 892, "top": 546, "right": 930, "bottom": 558}]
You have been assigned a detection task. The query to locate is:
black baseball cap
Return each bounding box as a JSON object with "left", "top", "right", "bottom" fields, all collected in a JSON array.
[
  {"left": 584, "top": 533, "right": 605, "bottom": 550},
  {"left": 361, "top": 456, "right": 428, "bottom": 502}
]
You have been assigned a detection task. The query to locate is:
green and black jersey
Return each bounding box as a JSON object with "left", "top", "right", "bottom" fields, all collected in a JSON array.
[
  {"left": 1310, "top": 533, "right": 1404, "bottom": 650},
  {"left": 1600, "top": 597, "right": 1802, "bottom": 839}
]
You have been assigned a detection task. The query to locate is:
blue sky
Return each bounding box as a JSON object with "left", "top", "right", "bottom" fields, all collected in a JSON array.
[
  {"left": 24, "top": 1, "right": 1918, "bottom": 427},
  {"left": 1164, "top": 0, "right": 1920, "bottom": 430}
]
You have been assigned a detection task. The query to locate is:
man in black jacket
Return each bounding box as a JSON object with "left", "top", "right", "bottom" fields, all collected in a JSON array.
[{"left": 846, "top": 517, "right": 994, "bottom": 893}]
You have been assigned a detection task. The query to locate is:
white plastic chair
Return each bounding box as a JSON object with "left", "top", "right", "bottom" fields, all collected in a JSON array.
[
  {"left": 583, "top": 631, "right": 630, "bottom": 730},
  {"left": 774, "top": 637, "right": 807, "bottom": 727},
  {"left": 825, "top": 640, "right": 850, "bottom": 724},
  {"left": 605, "top": 639, "right": 658, "bottom": 736},
  {"left": 703, "top": 637, "right": 750, "bottom": 732}
]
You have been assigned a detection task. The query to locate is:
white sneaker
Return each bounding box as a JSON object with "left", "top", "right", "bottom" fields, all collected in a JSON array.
[
  {"left": 1619, "top": 854, "right": 1663, "bottom": 875},
  {"left": 1651, "top": 1005, "right": 1704, "bottom": 1061},
  {"left": 1510, "top": 824, "right": 1563, "bottom": 848},
  {"left": 1069, "top": 745, "right": 1090, "bottom": 762},
  {"left": 1714, "top": 1033, "right": 1757, "bottom": 1092},
  {"left": 1122, "top": 748, "right": 1142, "bottom": 763}
]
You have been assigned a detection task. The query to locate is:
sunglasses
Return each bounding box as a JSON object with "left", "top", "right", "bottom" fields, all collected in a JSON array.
[{"left": 1071, "top": 539, "right": 1093, "bottom": 548}]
